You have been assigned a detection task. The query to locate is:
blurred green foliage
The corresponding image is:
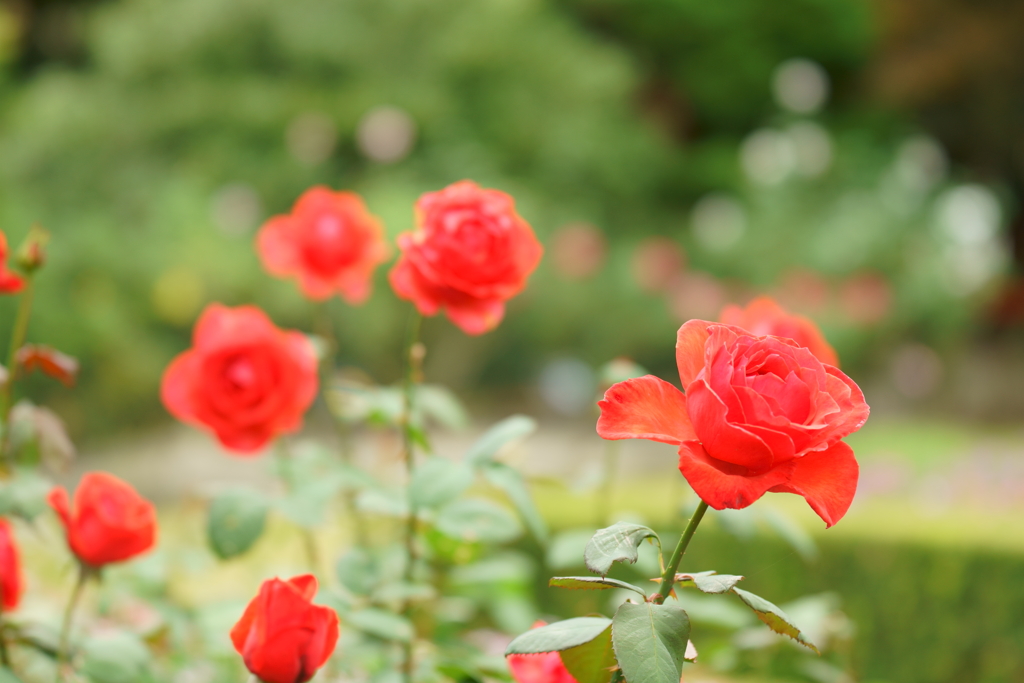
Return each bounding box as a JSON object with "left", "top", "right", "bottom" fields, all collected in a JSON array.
[{"left": 0, "top": 0, "right": 1008, "bottom": 437}]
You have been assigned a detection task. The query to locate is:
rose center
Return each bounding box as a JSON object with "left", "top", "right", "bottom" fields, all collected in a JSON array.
[
  {"left": 225, "top": 358, "right": 257, "bottom": 390},
  {"left": 302, "top": 214, "right": 359, "bottom": 275}
]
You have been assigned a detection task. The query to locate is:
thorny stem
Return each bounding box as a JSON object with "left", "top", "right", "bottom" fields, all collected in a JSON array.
[
  {"left": 56, "top": 565, "right": 90, "bottom": 682},
  {"left": 399, "top": 310, "right": 423, "bottom": 683},
  {"left": 653, "top": 500, "right": 710, "bottom": 605},
  {"left": 0, "top": 277, "right": 34, "bottom": 463}
]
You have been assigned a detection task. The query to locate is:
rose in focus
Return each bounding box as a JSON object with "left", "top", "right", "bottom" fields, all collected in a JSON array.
[
  {"left": 161, "top": 304, "right": 318, "bottom": 453},
  {"left": 257, "top": 186, "right": 390, "bottom": 303},
  {"left": 231, "top": 574, "right": 339, "bottom": 683},
  {"left": 598, "top": 319, "right": 869, "bottom": 527},
  {"left": 390, "top": 180, "right": 543, "bottom": 335},
  {"left": 48, "top": 472, "right": 157, "bottom": 567},
  {"left": 506, "top": 622, "right": 578, "bottom": 683},
  {"left": 719, "top": 296, "right": 839, "bottom": 366},
  {"left": 0, "top": 519, "right": 23, "bottom": 610}
]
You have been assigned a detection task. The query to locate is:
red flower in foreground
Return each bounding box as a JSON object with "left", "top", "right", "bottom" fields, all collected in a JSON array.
[
  {"left": 598, "top": 320, "right": 869, "bottom": 527},
  {"left": 507, "top": 622, "right": 578, "bottom": 683},
  {"left": 257, "top": 186, "right": 390, "bottom": 303},
  {"left": 161, "top": 304, "right": 318, "bottom": 453},
  {"left": 719, "top": 296, "right": 839, "bottom": 367},
  {"left": 389, "top": 180, "right": 543, "bottom": 335},
  {"left": 0, "top": 519, "right": 23, "bottom": 610},
  {"left": 48, "top": 472, "right": 157, "bottom": 567},
  {"left": 231, "top": 574, "right": 339, "bottom": 683},
  {"left": 0, "top": 232, "right": 23, "bottom": 294}
]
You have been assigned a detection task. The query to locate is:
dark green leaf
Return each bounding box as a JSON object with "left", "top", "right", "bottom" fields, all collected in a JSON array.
[
  {"left": 81, "top": 632, "right": 150, "bottom": 683},
  {"left": 560, "top": 625, "right": 617, "bottom": 683},
  {"left": 207, "top": 488, "right": 268, "bottom": 559},
  {"left": 731, "top": 587, "right": 819, "bottom": 653},
  {"left": 482, "top": 462, "right": 548, "bottom": 542},
  {"left": 585, "top": 522, "right": 660, "bottom": 577},
  {"left": 676, "top": 572, "right": 744, "bottom": 594},
  {"left": 346, "top": 608, "right": 413, "bottom": 642},
  {"left": 435, "top": 498, "right": 522, "bottom": 544},
  {"left": 410, "top": 456, "right": 473, "bottom": 509},
  {"left": 335, "top": 547, "right": 378, "bottom": 596},
  {"left": 465, "top": 415, "right": 536, "bottom": 468},
  {"left": 549, "top": 576, "right": 645, "bottom": 597},
  {"left": 611, "top": 602, "right": 690, "bottom": 683},
  {"left": 505, "top": 617, "right": 613, "bottom": 655}
]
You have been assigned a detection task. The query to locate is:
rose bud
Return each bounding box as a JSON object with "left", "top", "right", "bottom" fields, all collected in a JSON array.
[
  {"left": 0, "top": 231, "right": 23, "bottom": 294},
  {"left": 14, "top": 223, "right": 49, "bottom": 274},
  {"left": 719, "top": 296, "right": 839, "bottom": 367},
  {"left": 506, "top": 622, "right": 578, "bottom": 683},
  {"left": 48, "top": 472, "right": 157, "bottom": 567},
  {"left": 598, "top": 320, "right": 869, "bottom": 527},
  {"left": 0, "top": 519, "right": 24, "bottom": 610},
  {"left": 389, "top": 180, "right": 543, "bottom": 335},
  {"left": 160, "top": 304, "right": 318, "bottom": 453},
  {"left": 231, "top": 574, "right": 339, "bottom": 683},
  {"left": 256, "top": 186, "right": 390, "bottom": 304}
]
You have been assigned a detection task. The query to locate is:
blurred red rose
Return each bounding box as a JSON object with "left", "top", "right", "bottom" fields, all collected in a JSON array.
[
  {"left": 598, "top": 320, "right": 869, "bottom": 527},
  {"left": 161, "top": 304, "right": 318, "bottom": 453},
  {"left": 719, "top": 296, "right": 839, "bottom": 366},
  {"left": 0, "top": 519, "right": 23, "bottom": 610},
  {"left": 231, "top": 574, "right": 339, "bottom": 683},
  {"left": 48, "top": 472, "right": 157, "bottom": 567},
  {"left": 257, "top": 186, "right": 390, "bottom": 304},
  {"left": 389, "top": 180, "right": 543, "bottom": 335},
  {"left": 0, "top": 231, "right": 23, "bottom": 294},
  {"left": 506, "top": 622, "right": 578, "bottom": 683}
]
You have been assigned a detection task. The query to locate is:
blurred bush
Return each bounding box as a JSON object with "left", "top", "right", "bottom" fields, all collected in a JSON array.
[{"left": 0, "top": 0, "right": 1011, "bottom": 437}]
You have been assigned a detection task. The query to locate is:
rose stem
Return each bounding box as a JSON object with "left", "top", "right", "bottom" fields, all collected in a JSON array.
[
  {"left": 399, "top": 309, "right": 423, "bottom": 683},
  {"left": 0, "top": 599, "right": 10, "bottom": 667},
  {"left": 652, "top": 499, "right": 710, "bottom": 605},
  {"left": 55, "top": 565, "right": 89, "bottom": 682},
  {"left": 275, "top": 440, "right": 321, "bottom": 574},
  {"left": 314, "top": 301, "right": 367, "bottom": 549},
  {"left": 0, "top": 275, "right": 34, "bottom": 464}
]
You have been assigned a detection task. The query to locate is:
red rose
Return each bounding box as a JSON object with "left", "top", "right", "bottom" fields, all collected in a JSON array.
[
  {"left": 598, "top": 320, "right": 869, "bottom": 527},
  {"left": 161, "top": 304, "right": 318, "bottom": 453},
  {"left": 389, "top": 180, "right": 543, "bottom": 335},
  {"left": 48, "top": 472, "right": 157, "bottom": 567},
  {"left": 719, "top": 296, "right": 839, "bottom": 367},
  {"left": 231, "top": 574, "right": 339, "bottom": 683},
  {"left": 0, "top": 519, "right": 23, "bottom": 610},
  {"left": 256, "top": 186, "right": 390, "bottom": 303},
  {"left": 0, "top": 231, "right": 23, "bottom": 294},
  {"left": 506, "top": 622, "right": 578, "bottom": 683}
]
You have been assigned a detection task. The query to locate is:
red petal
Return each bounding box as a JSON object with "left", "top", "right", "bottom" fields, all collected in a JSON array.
[
  {"left": 193, "top": 305, "right": 278, "bottom": 349},
  {"left": 678, "top": 441, "right": 794, "bottom": 510},
  {"left": 287, "top": 574, "right": 319, "bottom": 601},
  {"left": 160, "top": 352, "right": 199, "bottom": 422},
  {"left": 47, "top": 487, "right": 72, "bottom": 530},
  {"left": 675, "top": 320, "right": 713, "bottom": 388},
  {"left": 769, "top": 440, "right": 859, "bottom": 528},
  {"left": 685, "top": 380, "right": 774, "bottom": 471},
  {"left": 16, "top": 344, "right": 79, "bottom": 387},
  {"left": 256, "top": 216, "right": 302, "bottom": 277},
  {"left": 444, "top": 297, "right": 506, "bottom": 335},
  {"left": 389, "top": 255, "right": 441, "bottom": 316},
  {"left": 597, "top": 376, "right": 695, "bottom": 445}
]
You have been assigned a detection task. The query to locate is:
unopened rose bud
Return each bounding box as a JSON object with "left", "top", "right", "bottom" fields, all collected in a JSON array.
[{"left": 15, "top": 224, "right": 50, "bottom": 274}]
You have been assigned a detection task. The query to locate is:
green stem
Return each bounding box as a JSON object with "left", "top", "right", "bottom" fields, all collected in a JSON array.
[
  {"left": 0, "top": 602, "right": 10, "bottom": 668},
  {"left": 399, "top": 310, "right": 423, "bottom": 683},
  {"left": 653, "top": 500, "right": 709, "bottom": 605},
  {"left": 0, "top": 277, "right": 34, "bottom": 462},
  {"left": 55, "top": 565, "right": 89, "bottom": 682}
]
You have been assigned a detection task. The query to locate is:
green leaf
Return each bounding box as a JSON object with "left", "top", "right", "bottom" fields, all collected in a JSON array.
[
  {"left": 435, "top": 498, "right": 522, "bottom": 544},
  {"left": 676, "top": 572, "right": 744, "bottom": 594},
  {"left": 372, "top": 582, "right": 436, "bottom": 604},
  {"left": 584, "top": 522, "right": 660, "bottom": 577},
  {"left": 0, "top": 667, "right": 23, "bottom": 683},
  {"left": 207, "top": 488, "right": 268, "bottom": 559},
  {"left": 346, "top": 608, "right": 414, "bottom": 642},
  {"left": 81, "top": 632, "right": 150, "bottom": 683},
  {"left": 549, "top": 576, "right": 645, "bottom": 597},
  {"left": 559, "top": 625, "right": 617, "bottom": 683},
  {"left": 482, "top": 462, "right": 548, "bottom": 542},
  {"left": 505, "top": 617, "right": 613, "bottom": 655},
  {"left": 731, "top": 587, "right": 820, "bottom": 653},
  {"left": 415, "top": 384, "right": 469, "bottom": 430},
  {"left": 465, "top": 415, "right": 536, "bottom": 468},
  {"left": 611, "top": 602, "right": 690, "bottom": 683},
  {"left": 0, "top": 469, "right": 52, "bottom": 521},
  {"left": 335, "top": 547, "right": 378, "bottom": 596},
  {"left": 410, "top": 456, "right": 473, "bottom": 509},
  {"left": 356, "top": 489, "right": 409, "bottom": 518}
]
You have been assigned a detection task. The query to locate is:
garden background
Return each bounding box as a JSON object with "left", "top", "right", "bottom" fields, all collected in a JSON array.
[{"left": 2, "top": 0, "right": 1024, "bottom": 681}]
